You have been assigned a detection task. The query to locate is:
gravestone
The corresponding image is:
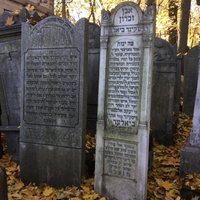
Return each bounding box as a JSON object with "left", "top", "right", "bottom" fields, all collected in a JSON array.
[
  {"left": 151, "top": 38, "right": 178, "bottom": 145},
  {"left": 87, "top": 23, "right": 100, "bottom": 133},
  {"left": 0, "top": 9, "right": 42, "bottom": 161},
  {"left": 180, "top": 43, "right": 200, "bottom": 175},
  {"left": 20, "top": 16, "right": 88, "bottom": 187},
  {"left": 94, "top": 2, "right": 155, "bottom": 200},
  {"left": 0, "top": 166, "right": 8, "bottom": 200},
  {"left": 0, "top": 20, "right": 21, "bottom": 161},
  {"left": 183, "top": 45, "right": 199, "bottom": 116}
]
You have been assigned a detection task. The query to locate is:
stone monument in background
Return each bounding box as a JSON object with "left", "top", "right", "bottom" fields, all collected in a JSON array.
[
  {"left": 151, "top": 37, "right": 178, "bottom": 145},
  {"left": 0, "top": 8, "right": 41, "bottom": 161},
  {"left": 183, "top": 45, "right": 199, "bottom": 116},
  {"left": 20, "top": 16, "right": 88, "bottom": 187},
  {"left": 180, "top": 43, "right": 200, "bottom": 175},
  {"left": 87, "top": 23, "right": 100, "bottom": 133},
  {"left": 94, "top": 2, "right": 155, "bottom": 200}
]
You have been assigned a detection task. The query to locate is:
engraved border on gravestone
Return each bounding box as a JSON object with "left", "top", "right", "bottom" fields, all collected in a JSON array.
[
  {"left": 104, "top": 139, "right": 138, "bottom": 180},
  {"left": 23, "top": 47, "right": 80, "bottom": 128},
  {"left": 106, "top": 37, "right": 142, "bottom": 133},
  {"left": 30, "top": 17, "right": 74, "bottom": 48}
]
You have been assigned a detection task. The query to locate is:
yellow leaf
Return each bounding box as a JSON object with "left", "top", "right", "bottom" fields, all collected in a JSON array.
[
  {"left": 162, "top": 181, "right": 175, "bottom": 190},
  {"left": 15, "top": 181, "right": 24, "bottom": 190},
  {"left": 155, "top": 178, "right": 174, "bottom": 191},
  {"left": 11, "top": 192, "right": 23, "bottom": 199},
  {"left": 188, "top": 174, "right": 194, "bottom": 179},
  {"left": 43, "top": 187, "right": 54, "bottom": 197},
  {"left": 191, "top": 196, "right": 199, "bottom": 200}
]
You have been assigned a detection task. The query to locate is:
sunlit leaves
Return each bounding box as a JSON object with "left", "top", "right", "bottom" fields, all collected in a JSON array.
[{"left": 147, "top": 113, "right": 192, "bottom": 199}]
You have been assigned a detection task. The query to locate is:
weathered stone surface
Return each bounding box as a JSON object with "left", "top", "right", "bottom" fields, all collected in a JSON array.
[
  {"left": 0, "top": 25, "right": 21, "bottom": 161},
  {"left": 189, "top": 44, "right": 200, "bottom": 147},
  {"left": 0, "top": 7, "right": 43, "bottom": 161},
  {"left": 180, "top": 139, "right": 200, "bottom": 176},
  {"left": 94, "top": 2, "right": 155, "bottom": 200},
  {"left": 87, "top": 23, "right": 100, "bottom": 133},
  {"left": 151, "top": 37, "right": 178, "bottom": 145},
  {"left": 0, "top": 166, "right": 8, "bottom": 200},
  {"left": 183, "top": 45, "right": 199, "bottom": 116},
  {"left": 20, "top": 16, "right": 88, "bottom": 187},
  {"left": 180, "top": 43, "right": 200, "bottom": 175}
]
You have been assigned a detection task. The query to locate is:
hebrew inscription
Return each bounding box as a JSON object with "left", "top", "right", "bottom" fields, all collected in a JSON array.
[
  {"left": 107, "top": 39, "right": 141, "bottom": 129},
  {"left": 104, "top": 140, "right": 137, "bottom": 180},
  {"left": 24, "top": 48, "right": 80, "bottom": 127},
  {"left": 114, "top": 5, "right": 139, "bottom": 25}
]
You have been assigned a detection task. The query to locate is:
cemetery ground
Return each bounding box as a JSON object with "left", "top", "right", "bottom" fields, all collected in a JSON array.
[{"left": 0, "top": 113, "right": 199, "bottom": 200}]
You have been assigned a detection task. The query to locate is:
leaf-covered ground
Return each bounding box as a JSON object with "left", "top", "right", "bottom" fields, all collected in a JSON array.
[
  {"left": 0, "top": 113, "right": 199, "bottom": 199},
  {"left": 148, "top": 113, "right": 192, "bottom": 200}
]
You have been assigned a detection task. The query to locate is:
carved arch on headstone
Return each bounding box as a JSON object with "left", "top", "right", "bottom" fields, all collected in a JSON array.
[
  {"left": 88, "top": 23, "right": 100, "bottom": 49},
  {"left": 111, "top": 1, "right": 143, "bottom": 25},
  {"left": 30, "top": 16, "right": 74, "bottom": 48},
  {"left": 154, "top": 37, "right": 176, "bottom": 62}
]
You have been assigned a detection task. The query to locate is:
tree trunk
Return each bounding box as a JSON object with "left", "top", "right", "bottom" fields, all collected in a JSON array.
[
  {"left": 168, "top": 0, "right": 178, "bottom": 45},
  {"left": 177, "top": 0, "right": 191, "bottom": 55},
  {"left": 62, "top": 0, "right": 66, "bottom": 19}
]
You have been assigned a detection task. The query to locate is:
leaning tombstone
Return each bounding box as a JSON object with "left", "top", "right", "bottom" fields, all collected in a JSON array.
[
  {"left": 183, "top": 45, "right": 199, "bottom": 116},
  {"left": 180, "top": 43, "right": 200, "bottom": 175},
  {"left": 94, "top": 2, "right": 155, "bottom": 200},
  {"left": 20, "top": 16, "right": 88, "bottom": 187},
  {"left": 87, "top": 23, "right": 100, "bottom": 133},
  {"left": 151, "top": 37, "right": 178, "bottom": 145},
  {"left": 0, "top": 166, "right": 8, "bottom": 200}
]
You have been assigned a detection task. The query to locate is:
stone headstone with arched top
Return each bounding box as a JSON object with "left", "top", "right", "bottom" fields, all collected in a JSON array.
[{"left": 20, "top": 16, "right": 88, "bottom": 187}]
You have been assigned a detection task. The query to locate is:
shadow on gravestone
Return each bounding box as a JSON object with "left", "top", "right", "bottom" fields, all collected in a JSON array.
[
  {"left": 87, "top": 23, "right": 100, "bottom": 133},
  {"left": 151, "top": 37, "right": 178, "bottom": 146},
  {"left": 20, "top": 16, "right": 88, "bottom": 187},
  {"left": 94, "top": 2, "right": 155, "bottom": 200},
  {"left": 183, "top": 45, "right": 199, "bottom": 116},
  {"left": 0, "top": 166, "right": 8, "bottom": 200}
]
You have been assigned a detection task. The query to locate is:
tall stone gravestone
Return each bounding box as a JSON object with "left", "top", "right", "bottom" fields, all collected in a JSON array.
[
  {"left": 183, "top": 45, "right": 199, "bottom": 116},
  {"left": 0, "top": 21, "right": 21, "bottom": 161},
  {"left": 180, "top": 43, "right": 200, "bottom": 175},
  {"left": 20, "top": 16, "right": 88, "bottom": 187},
  {"left": 151, "top": 38, "right": 178, "bottom": 145},
  {"left": 87, "top": 23, "right": 100, "bottom": 133},
  {"left": 94, "top": 2, "right": 155, "bottom": 200}
]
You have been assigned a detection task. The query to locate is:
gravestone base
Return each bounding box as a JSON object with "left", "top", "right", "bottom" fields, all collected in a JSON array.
[
  {"left": 180, "top": 137, "right": 200, "bottom": 176},
  {"left": 20, "top": 142, "right": 82, "bottom": 187},
  {"left": 6, "top": 134, "right": 19, "bottom": 162},
  {"left": 102, "top": 176, "right": 137, "bottom": 200}
]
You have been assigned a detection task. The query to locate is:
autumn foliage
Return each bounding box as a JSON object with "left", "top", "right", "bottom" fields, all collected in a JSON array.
[{"left": 0, "top": 113, "right": 199, "bottom": 199}]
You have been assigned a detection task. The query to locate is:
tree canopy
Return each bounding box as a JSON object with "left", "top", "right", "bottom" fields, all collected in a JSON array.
[{"left": 54, "top": 0, "right": 200, "bottom": 52}]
